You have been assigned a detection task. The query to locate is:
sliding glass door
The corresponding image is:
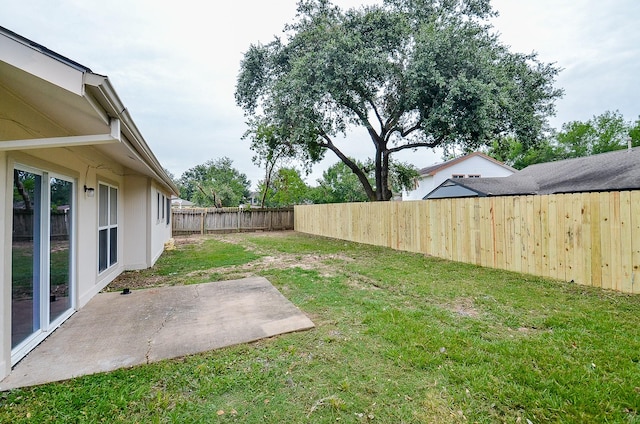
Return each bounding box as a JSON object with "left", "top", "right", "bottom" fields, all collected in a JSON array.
[
  {"left": 11, "top": 167, "right": 74, "bottom": 363},
  {"left": 11, "top": 169, "right": 42, "bottom": 348},
  {"left": 49, "top": 177, "right": 73, "bottom": 323}
]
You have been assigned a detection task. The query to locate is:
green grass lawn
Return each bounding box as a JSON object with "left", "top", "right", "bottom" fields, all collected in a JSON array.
[{"left": 2, "top": 232, "right": 639, "bottom": 423}]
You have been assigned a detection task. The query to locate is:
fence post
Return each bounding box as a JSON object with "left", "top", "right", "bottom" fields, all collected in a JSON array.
[{"left": 200, "top": 209, "right": 205, "bottom": 235}]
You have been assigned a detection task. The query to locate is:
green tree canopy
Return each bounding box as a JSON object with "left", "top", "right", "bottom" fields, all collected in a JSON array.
[
  {"left": 244, "top": 120, "right": 310, "bottom": 207},
  {"left": 235, "top": 0, "right": 561, "bottom": 201},
  {"left": 488, "top": 110, "right": 640, "bottom": 169},
  {"left": 258, "top": 167, "right": 311, "bottom": 207},
  {"left": 556, "top": 110, "right": 637, "bottom": 157},
  {"left": 178, "top": 157, "right": 250, "bottom": 207},
  {"left": 311, "top": 160, "right": 369, "bottom": 204},
  {"left": 311, "top": 158, "right": 417, "bottom": 203}
]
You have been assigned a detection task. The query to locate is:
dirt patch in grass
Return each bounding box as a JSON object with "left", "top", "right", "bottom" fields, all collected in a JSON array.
[
  {"left": 173, "top": 236, "right": 205, "bottom": 246},
  {"left": 178, "top": 251, "right": 351, "bottom": 280},
  {"left": 108, "top": 273, "right": 167, "bottom": 291},
  {"left": 447, "top": 297, "right": 480, "bottom": 318},
  {"left": 181, "top": 232, "right": 354, "bottom": 278},
  {"left": 108, "top": 232, "right": 353, "bottom": 291}
]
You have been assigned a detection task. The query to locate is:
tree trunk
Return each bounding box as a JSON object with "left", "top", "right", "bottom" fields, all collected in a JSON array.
[
  {"left": 325, "top": 140, "right": 377, "bottom": 201},
  {"left": 381, "top": 151, "right": 393, "bottom": 201},
  {"left": 374, "top": 149, "right": 384, "bottom": 201},
  {"left": 14, "top": 169, "right": 32, "bottom": 211},
  {"left": 260, "top": 163, "right": 274, "bottom": 208}
]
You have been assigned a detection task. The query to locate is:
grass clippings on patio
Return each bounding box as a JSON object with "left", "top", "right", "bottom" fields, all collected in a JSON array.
[{"left": 1, "top": 231, "right": 639, "bottom": 423}]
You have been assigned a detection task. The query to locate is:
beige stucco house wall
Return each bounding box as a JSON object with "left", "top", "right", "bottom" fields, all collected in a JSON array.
[{"left": 0, "top": 26, "right": 178, "bottom": 380}]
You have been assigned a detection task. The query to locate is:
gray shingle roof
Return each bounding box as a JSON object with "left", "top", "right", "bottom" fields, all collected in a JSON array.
[{"left": 426, "top": 147, "right": 640, "bottom": 198}]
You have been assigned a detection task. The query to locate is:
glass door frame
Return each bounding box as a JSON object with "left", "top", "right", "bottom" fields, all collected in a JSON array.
[{"left": 11, "top": 164, "right": 76, "bottom": 365}]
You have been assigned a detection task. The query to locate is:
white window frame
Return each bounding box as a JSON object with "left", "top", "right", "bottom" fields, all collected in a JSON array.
[
  {"left": 98, "top": 182, "right": 118, "bottom": 274},
  {"left": 165, "top": 196, "right": 171, "bottom": 226},
  {"left": 161, "top": 194, "right": 165, "bottom": 222},
  {"left": 11, "top": 164, "right": 76, "bottom": 364}
]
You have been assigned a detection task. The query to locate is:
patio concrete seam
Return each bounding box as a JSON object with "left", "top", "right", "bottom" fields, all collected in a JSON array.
[{"left": 146, "top": 308, "right": 175, "bottom": 364}]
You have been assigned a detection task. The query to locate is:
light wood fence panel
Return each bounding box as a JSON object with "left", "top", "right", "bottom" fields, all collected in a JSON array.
[
  {"left": 172, "top": 207, "right": 293, "bottom": 235},
  {"left": 294, "top": 191, "right": 640, "bottom": 294}
]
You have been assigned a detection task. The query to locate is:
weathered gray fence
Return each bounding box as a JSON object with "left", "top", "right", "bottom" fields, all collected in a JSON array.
[
  {"left": 172, "top": 207, "right": 294, "bottom": 235},
  {"left": 13, "top": 210, "right": 70, "bottom": 241}
]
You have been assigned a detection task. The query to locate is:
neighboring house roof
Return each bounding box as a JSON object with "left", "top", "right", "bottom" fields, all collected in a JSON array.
[
  {"left": 0, "top": 25, "right": 178, "bottom": 196},
  {"left": 171, "top": 198, "right": 195, "bottom": 207},
  {"left": 417, "top": 151, "right": 515, "bottom": 176},
  {"left": 426, "top": 147, "right": 640, "bottom": 199}
]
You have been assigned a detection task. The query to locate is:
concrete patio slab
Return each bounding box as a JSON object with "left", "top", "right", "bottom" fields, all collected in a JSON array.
[{"left": 0, "top": 276, "right": 314, "bottom": 391}]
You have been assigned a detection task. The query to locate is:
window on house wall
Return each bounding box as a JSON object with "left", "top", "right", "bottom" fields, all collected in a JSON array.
[
  {"left": 467, "top": 174, "right": 481, "bottom": 178},
  {"left": 157, "top": 192, "right": 161, "bottom": 222},
  {"left": 98, "top": 183, "right": 118, "bottom": 273},
  {"left": 161, "top": 194, "right": 165, "bottom": 221},
  {"left": 452, "top": 174, "right": 465, "bottom": 179},
  {"left": 166, "top": 197, "right": 171, "bottom": 226}
]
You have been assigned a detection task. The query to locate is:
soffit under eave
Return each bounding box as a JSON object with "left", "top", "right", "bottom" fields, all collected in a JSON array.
[
  {"left": 0, "top": 55, "right": 177, "bottom": 195},
  {"left": 84, "top": 82, "right": 179, "bottom": 196},
  {"left": 93, "top": 136, "right": 178, "bottom": 196},
  {"left": 0, "top": 59, "right": 109, "bottom": 142}
]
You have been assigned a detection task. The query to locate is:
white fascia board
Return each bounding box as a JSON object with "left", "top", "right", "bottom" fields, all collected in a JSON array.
[
  {"left": 82, "top": 86, "right": 110, "bottom": 125},
  {"left": 93, "top": 79, "right": 179, "bottom": 195},
  {"left": 0, "top": 118, "right": 121, "bottom": 151},
  {"left": 0, "top": 31, "right": 84, "bottom": 95},
  {"left": 85, "top": 72, "right": 180, "bottom": 196}
]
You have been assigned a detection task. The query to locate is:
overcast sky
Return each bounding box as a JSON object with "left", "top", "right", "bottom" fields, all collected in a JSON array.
[{"left": 3, "top": 1, "right": 639, "bottom": 189}]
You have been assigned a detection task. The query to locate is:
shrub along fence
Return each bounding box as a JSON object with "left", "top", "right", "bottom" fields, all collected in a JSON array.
[
  {"left": 295, "top": 191, "right": 640, "bottom": 294},
  {"left": 172, "top": 207, "right": 294, "bottom": 235}
]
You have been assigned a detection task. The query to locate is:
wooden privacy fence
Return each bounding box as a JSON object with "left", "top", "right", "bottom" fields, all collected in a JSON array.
[
  {"left": 13, "top": 210, "right": 70, "bottom": 241},
  {"left": 295, "top": 191, "right": 640, "bottom": 294},
  {"left": 172, "top": 207, "right": 294, "bottom": 235}
]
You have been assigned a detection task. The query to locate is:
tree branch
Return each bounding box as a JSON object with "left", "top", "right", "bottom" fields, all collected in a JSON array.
[
  {"left": 387, "top": 140, "right": 441, "bottom": 154},
  {"left": 319, "top": 131, "right": 377, "bottom": 201},
  {"left": 398, "top": 123, "right": 422, "bottom": 138},
  {"left": 368, "top": 98, "right": 385, "bottom": 131}
]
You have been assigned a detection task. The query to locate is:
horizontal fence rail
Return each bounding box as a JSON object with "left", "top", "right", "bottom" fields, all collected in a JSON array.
[
  {"left": 13, "top": 210, "right": 70, "bottom": 241},
  {"left": 172, "top": 207, "right": 294, "bottom": 235},
  {"left": 295, "top": 192, "right": 640, "bottom": 294}
]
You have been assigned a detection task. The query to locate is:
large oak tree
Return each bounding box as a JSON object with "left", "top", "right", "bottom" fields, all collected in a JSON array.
[{"left": 235, "top": 0, "right": 562, "bottom": 201}]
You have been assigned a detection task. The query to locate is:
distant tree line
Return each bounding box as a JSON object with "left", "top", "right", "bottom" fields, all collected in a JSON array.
[
  {"left": 172, "top": 110, "right": 639, "bottom": 208},
  {"left": 487, "top": 110, "right": 640, "bottom": 169},
  {"left": 172, "top": 156, "right": 413, "bottom": 208}
]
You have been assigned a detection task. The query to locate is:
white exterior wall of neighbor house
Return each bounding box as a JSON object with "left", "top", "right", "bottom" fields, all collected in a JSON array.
[{"left": 403, "top": 155, "right": 514, "bottom": 200}]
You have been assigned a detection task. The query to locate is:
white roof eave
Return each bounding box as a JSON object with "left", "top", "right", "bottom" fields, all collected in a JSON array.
[{"left": 83, "top": 73, "right": 179, "bottom": 195}]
